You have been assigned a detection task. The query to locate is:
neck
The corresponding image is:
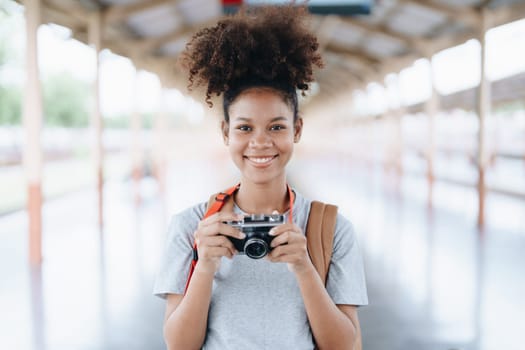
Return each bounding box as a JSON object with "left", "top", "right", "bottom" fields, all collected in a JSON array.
[{"left": 235, "top": 179, "right": 290, "bottom": 214}]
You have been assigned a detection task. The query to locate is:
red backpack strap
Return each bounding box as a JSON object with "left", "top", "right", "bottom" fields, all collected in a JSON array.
[
  {"left": 184, "top": 184, "right": 240, "bottom": 294},
  {"left": 203, "top": 184, "right": 239, "bottom": 219}
]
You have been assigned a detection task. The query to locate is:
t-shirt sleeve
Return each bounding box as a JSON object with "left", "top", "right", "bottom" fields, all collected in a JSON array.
[
  {"left": 325, "top": 214, "right": 368, "bottom": 306},
  {"left": 153, "top": 204, "right": 204, "bottom": 299}
]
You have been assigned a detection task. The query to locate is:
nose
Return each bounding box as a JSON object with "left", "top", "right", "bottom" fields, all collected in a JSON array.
[{"left": 249, "top": 130, "right": 272, "bottom": 148}]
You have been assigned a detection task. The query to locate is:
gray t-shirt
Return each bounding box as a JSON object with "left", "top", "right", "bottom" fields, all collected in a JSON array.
[{"left": 154, "top": 190, "right": 368, "bottom": 350}]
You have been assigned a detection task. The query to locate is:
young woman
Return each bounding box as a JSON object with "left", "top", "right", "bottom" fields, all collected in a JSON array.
[{"left": 154, "top": 5, "right": 368, "bottom": 350}]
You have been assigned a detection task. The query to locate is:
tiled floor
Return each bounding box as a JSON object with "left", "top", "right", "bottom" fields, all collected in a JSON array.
[{"left": 0, "top": 154, "right": 523, "bottom": 350}]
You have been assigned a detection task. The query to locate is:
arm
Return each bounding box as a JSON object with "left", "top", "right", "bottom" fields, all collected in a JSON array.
[
  {"left": 268, "top": 224, "right": 361, "bottom": 350},
  {"left": 294, "top": 264, "right": 361, "bottom": 350},
  {"left": 163, "top": 212, "right": 245, "bottom": 350},
  {"left": 162, "top": 266, "right": 214, "bottom": 350}
]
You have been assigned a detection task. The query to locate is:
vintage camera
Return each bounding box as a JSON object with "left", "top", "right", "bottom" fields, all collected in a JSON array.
[{"left": 225, "top": 214, "right": 285, "bottom": 259}]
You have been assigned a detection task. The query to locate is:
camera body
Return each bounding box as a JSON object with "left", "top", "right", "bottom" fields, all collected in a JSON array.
[{"left": 225, "top": 214, "right": 285, "bottom": 259}]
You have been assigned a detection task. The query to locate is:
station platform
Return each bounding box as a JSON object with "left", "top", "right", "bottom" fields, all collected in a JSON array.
[{"left": 1, "top": 154, "right": 523, "bottom": 350}]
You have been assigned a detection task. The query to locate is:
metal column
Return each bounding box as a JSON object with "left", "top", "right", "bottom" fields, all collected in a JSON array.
[
  {"left": 153, "top": 88, "right": 168, "bottom": 195},
  {"left": 88, "top": 12, "right": 104, "bottom": 230},
  {"left": 477, "top": 9, "right": 491, "bottom": 228},
  {"left": 131, "top": 69, "right": 143, "bottom": 205},
  {"left": 425, "top": 56, "right": 439, "bottom": 208},
  {"left": 23, "top": 0, "right": 43, "bottom": 265}
]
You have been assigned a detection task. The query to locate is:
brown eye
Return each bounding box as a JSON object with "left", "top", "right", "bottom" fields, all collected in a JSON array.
[
  {"left": 237, "top": 125, "right": 252, "bottom": 131},
  {"left": 270, "top": 125, "right": 286, "bottom": 131}
]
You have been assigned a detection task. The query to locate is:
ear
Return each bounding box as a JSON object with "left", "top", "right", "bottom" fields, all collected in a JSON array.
[
  {"left": 221, "top": 120, "right": 230, "bottom": 145},
  {"left": 293, "top": 117, "right": 303, "bottom": 143}
]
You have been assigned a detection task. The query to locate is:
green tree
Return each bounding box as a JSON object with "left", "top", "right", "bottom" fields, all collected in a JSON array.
[
  {"left": 0, "top": 0, "right": 23, "bottom": 125},
  {"left": 0, "top": 7, "right": 7, "bottom": 68},
  {"left": 0, "top": 0, "right": 20, "bottom": 68},
  {"left": 0, "top": 38, "right": 6, "bottom": 68},
  {"left": 43, "top": 73, "right": 90, "bottom": 127},
  {"left": 104, "top": 114, "right": 129, "bottom": 129},
  {"left": 0, "top": 84, "right": 22, "bottom": 124}
]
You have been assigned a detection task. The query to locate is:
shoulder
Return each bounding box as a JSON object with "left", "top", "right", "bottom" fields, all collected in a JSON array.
[
  {"left": 166, "top": 201, "right": 208, "bottom": 242},
  {"left": 293, "top": 189, "right": 357, "bottom": 251},
  {"left": 293, "top": 189, "right": 355, "bottom": 231},
  {"left": 172, "top": 201, "right": 208, "bottom": 222},
  {"left": 332, "top": 212, "right": 359, "bottom": 259},
  {"left": 290, "top": 190, "right": 312, "bottom": 227}
]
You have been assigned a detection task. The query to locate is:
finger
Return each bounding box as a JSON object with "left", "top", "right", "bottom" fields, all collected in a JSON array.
[
  {"left": 270, "top": 231, "right": 291, "bottom": 248},
  {"left": 270, "top": 229, "right": 305, "bottom": 248},
  {"left": 269, "top": 243, "right": 306, "bottom": 260},
  {"left": 268, "top": 250, "right": 294, "bottom": 263},
  {"left": 195, "top": 221, "right": 245, "bottom": 240},
  {"left": 198, "top": 235, "right": 237, "bottom": 253},
  {"left": 268, "top": 253, "right": 305, "bottom": 264},
  {"left": 269, "top": 223, "right": 299, "bottom": 237},
  {"left": 267, "top": 253, "right": 293, "bottom": 263},
  {"left": 200, "top": 246, "right": 235, "bottom": 259},
  {"left": 200, "top": 212, "right": 244, "bottom": 228},
  {"left": 218, "top": 222, "right": 246, "bottom": 239},
  {"left": 268, "top": 244, "right": 290, "bottom": 259}
]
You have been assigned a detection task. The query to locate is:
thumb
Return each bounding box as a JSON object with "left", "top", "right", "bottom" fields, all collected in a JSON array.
[{"left": 272, "top": 210, "right": 279, "bottom": 215}]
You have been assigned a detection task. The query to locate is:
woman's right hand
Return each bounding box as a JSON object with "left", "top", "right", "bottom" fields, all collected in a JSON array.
[{"left": 193, "top": 212, "right": 246, "bottom": 274}]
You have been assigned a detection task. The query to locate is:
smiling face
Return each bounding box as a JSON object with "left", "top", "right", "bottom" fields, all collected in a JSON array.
[{"left": 222, "top": 87, "right": 303, "bottom": 187}]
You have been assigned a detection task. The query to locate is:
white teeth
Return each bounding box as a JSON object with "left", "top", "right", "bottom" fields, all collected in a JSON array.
[{"left": 249, "top": 157, "right": 273, "bottom": 163}]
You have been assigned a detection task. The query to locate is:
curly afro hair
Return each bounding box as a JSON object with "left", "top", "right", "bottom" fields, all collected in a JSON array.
[{"left": 180, "top": 4, "right": 324, "bottom": 116}]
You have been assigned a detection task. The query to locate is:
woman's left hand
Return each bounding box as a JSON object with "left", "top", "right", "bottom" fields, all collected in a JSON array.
[{"left": 267, "top": 223, "right": 313, "bottom": 275}]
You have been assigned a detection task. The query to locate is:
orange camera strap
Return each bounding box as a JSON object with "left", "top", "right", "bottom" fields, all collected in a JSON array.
[{"left": 184, "top": 183, "right": 294, "bottom": 294}]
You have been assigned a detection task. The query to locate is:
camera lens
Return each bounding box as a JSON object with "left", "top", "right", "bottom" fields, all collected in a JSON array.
[{"left": 244, "top": 238, "right": 269, "bottom": 259}]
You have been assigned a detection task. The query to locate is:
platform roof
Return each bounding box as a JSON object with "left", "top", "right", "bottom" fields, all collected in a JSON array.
[{"left": 16, "top": 0, "right": 525, "bottom": 106}]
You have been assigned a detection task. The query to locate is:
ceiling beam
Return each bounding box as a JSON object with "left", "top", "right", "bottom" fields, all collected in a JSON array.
[
  {"left": 358, "top": 29, "right": 477, "bottom": 89},
  {"left": 378, "top": 53, "right": 420, "bottom": 77},
  {"left": 106, "top": 18, "right": 218, "bottom": 58},
  {"left": 314, "top": 15, "right": 342, "bottom": 50},
  {"left": 325, "top": 43, "right": 384, "bottom": 66},
  {"left": 342, "top": 54, "right": 381, "bottom": 74},
  {"left": 102, "top": 0, "right": 177, "bottom": 25},
  {"left": 138, "top": 59, "right": 185, "bottom": 86},
  {"left": 424, "top": 29, "right": 477, "bottom": 55},
  {"left": 317, "top": 80, "right": 348, "bottom": 99},
  {"left": 42, "top": 0, "right": 89, "bottom": 25},
  {"left": 107, "top": 42, "right": 182, "bottom": 80},
  {"left": 323, "top": 63, "right": 365, "bottom": 86},
  {"left": 17, "top": 0, "right": 525, "bottom": 108},
  {"left": 342, "top": 17, "right": 427, "bottom": 55},
  {"left": 344, "top": 1, "right": 523, "bottom": 89},
  {"left": 324, "top": 51, "right": 380, "bottom": 83},
  {"left": 476, "top": 0, "right": 494, "bottom": 9},
  {"left": 490, "top": 1, "right": 525, "bottom": 28},
  {"left": 119, "top": 27, "right": 189, "bottom": 57},
  {"left": 41, "top": 6, "right": 83, "bottom": 32},
  {"left": 399, "top": 0, "right": 480, "bottom": 28}
]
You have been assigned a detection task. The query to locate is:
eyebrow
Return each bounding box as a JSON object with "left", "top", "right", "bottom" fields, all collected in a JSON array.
[{"left": 233, "top": 116, "right": 288, "bottom": 123}]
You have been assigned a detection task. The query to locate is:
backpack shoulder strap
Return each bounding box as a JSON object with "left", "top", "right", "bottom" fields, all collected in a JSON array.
[
  {"left": 306, "top": 201, "right": 338, "bottom": 285},
  {"left": 307, "top": 203, "right": 363, "bottom": 350},
  {"left": 184, "top": 184, "right": 239, "bottom": 294},
  {"left": 204, "top": 184, "right": 239, "bottom": 218}
]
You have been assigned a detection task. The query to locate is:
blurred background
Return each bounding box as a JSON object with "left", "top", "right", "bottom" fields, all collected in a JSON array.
[{"left": 0, "top": 0, "right": 524, "bottom": 349}]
